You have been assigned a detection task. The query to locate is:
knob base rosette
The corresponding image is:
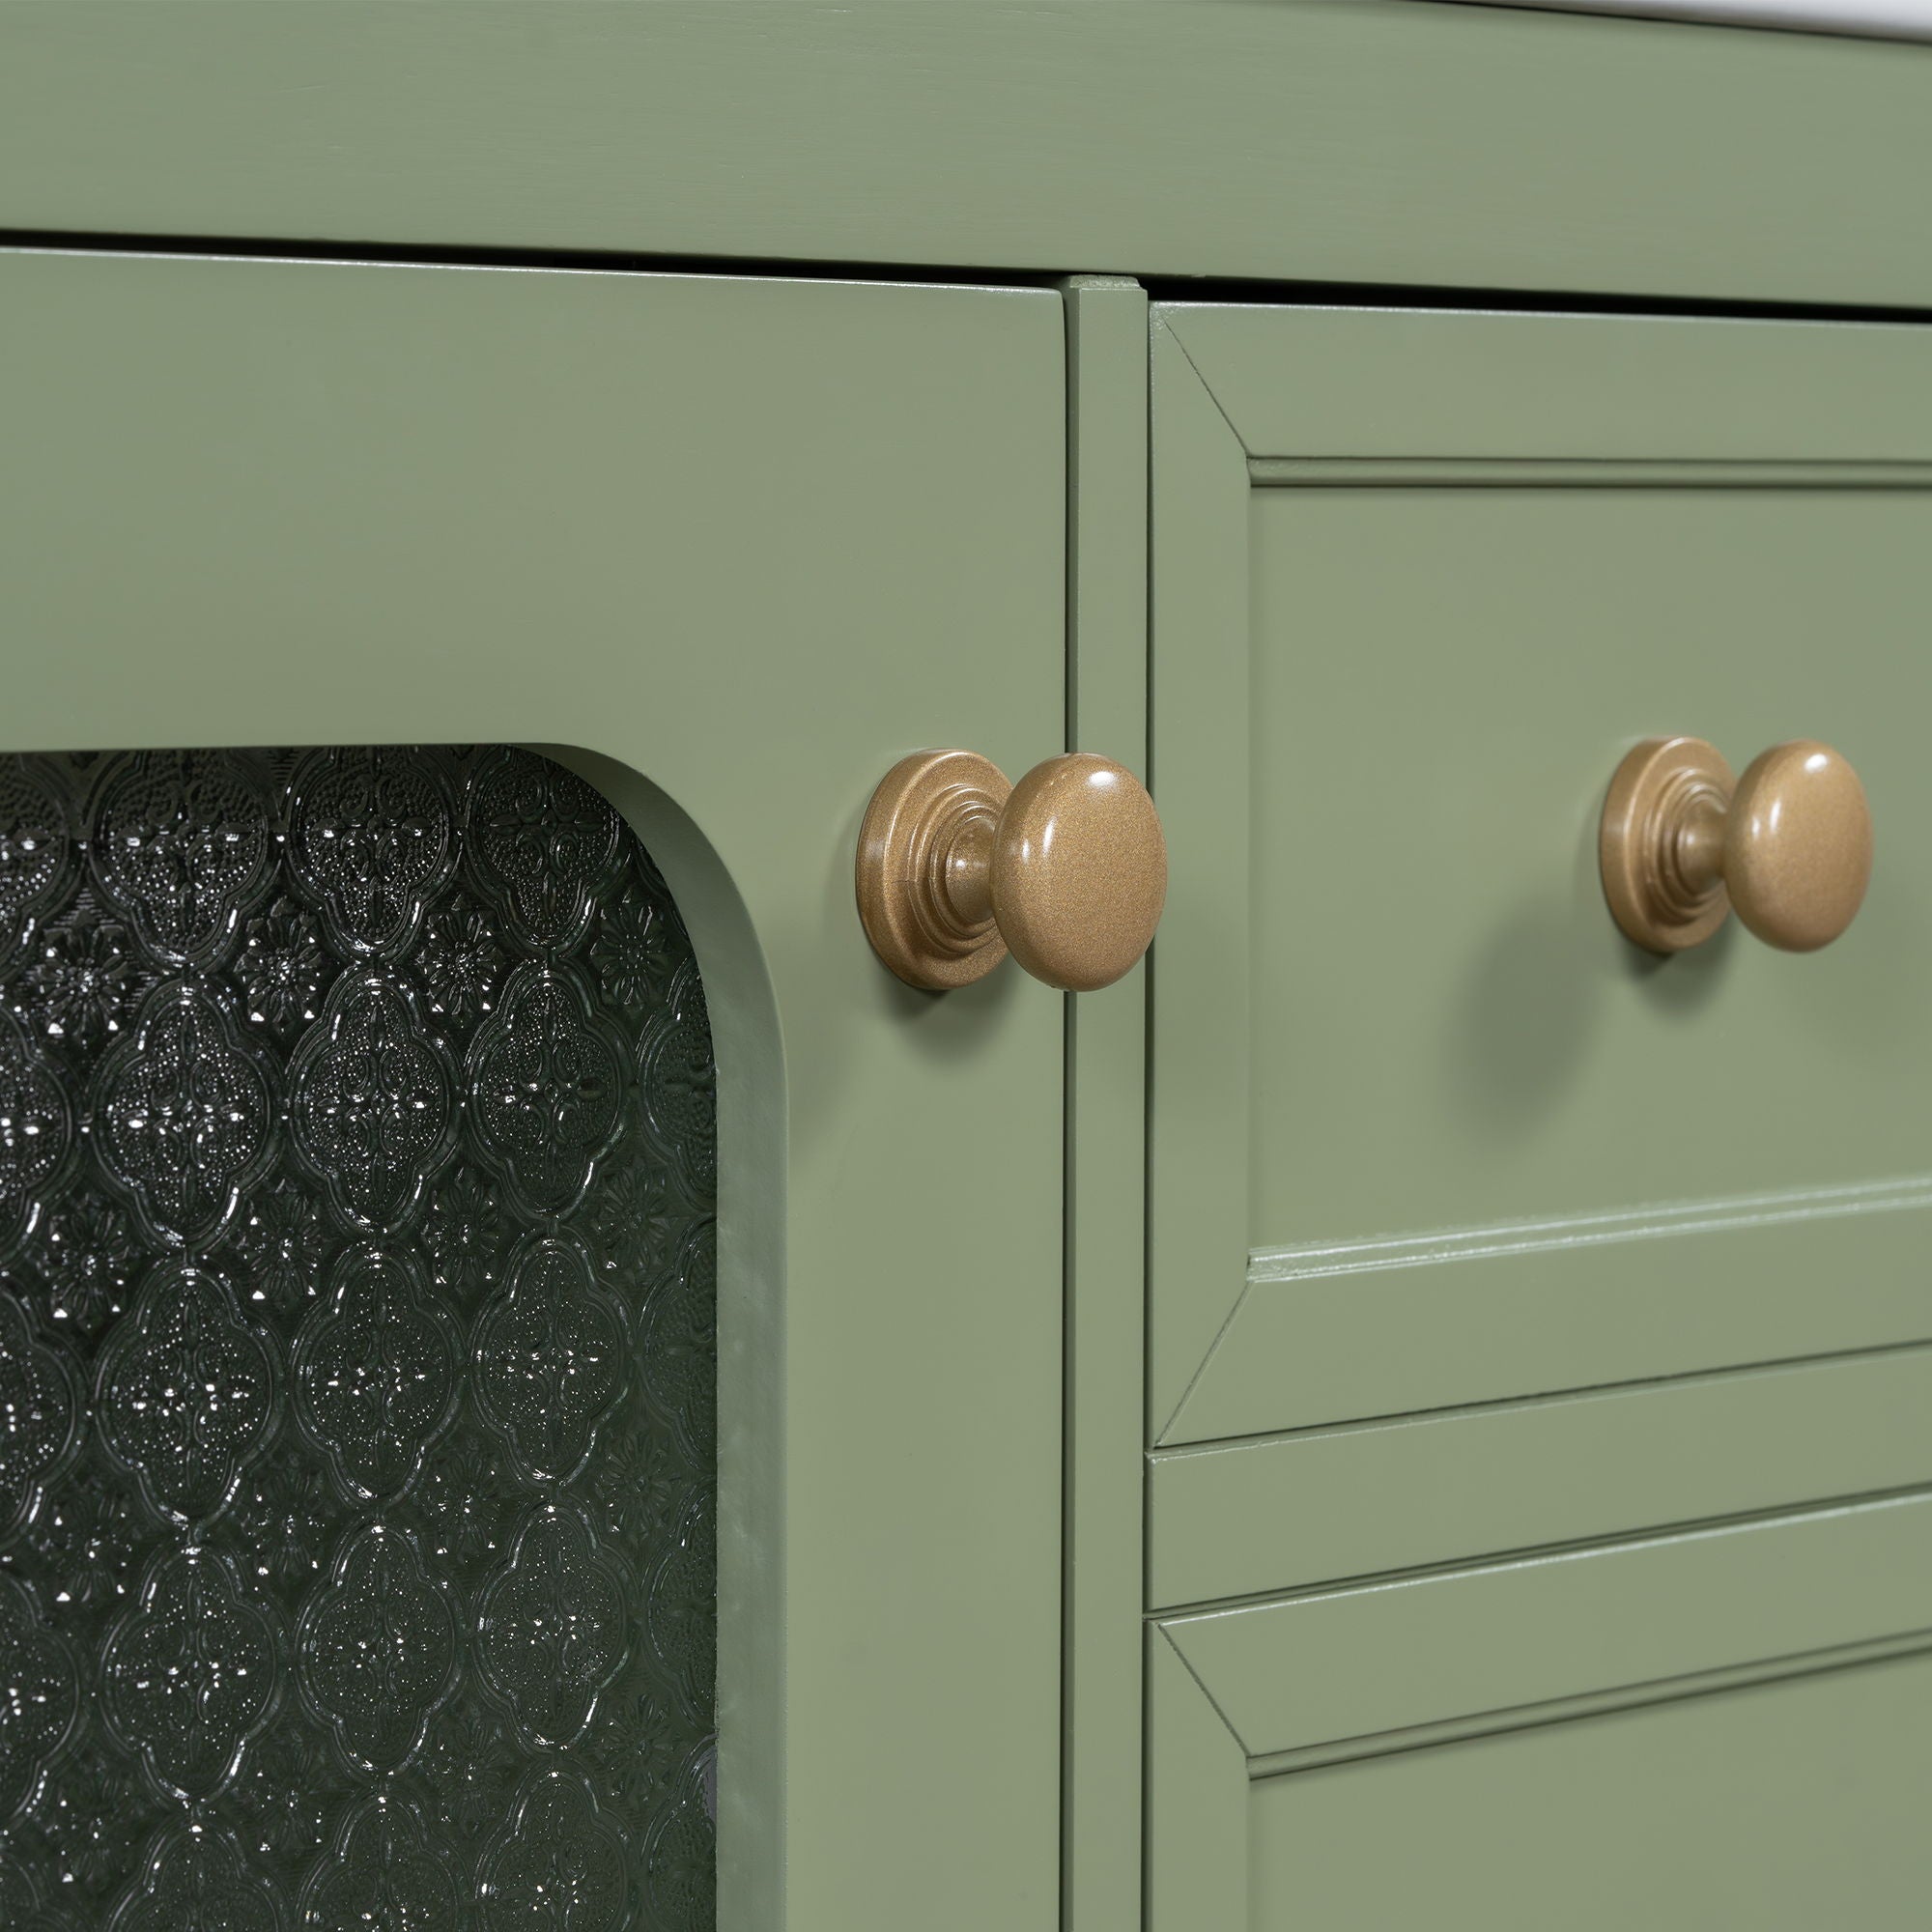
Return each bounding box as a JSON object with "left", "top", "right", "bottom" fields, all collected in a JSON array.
[
  {"left": 1601, "top": 736, "right": 1737, "bottom": 953},
  {"left": 856, "top": 749, "right": 1012, "bottom": 990}
]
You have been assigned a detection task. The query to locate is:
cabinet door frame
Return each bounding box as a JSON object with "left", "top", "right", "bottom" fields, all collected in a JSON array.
[{"left": 0, "top": 244, "right": 1070, "bottom": 1932}]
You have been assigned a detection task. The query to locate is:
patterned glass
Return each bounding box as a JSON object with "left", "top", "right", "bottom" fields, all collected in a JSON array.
[{"left": 0, "top": 747, "right": 717, "bottom": 1929}]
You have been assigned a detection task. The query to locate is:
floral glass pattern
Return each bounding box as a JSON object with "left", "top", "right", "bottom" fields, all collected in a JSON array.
[{"left": 0, "top": 747, "right": 717, "bottom": 1929}]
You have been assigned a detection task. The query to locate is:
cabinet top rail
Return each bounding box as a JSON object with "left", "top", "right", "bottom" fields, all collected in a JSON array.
[{"left": 5, "top": 0, "right": 1932, "bottom": 309}]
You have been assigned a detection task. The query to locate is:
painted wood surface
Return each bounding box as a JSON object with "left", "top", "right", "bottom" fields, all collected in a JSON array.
[
  {"left": 1059, "top": 275, "right": 1149, "bottom": 1932},
  {"left": 0, "top": 247, "right": 1067, "bottom": 1932},
  {"left": 1163, "top": 1489, "right": 1932, "bottom": 1759},
  {"left": 1148, "top": 1490, "right": 1932, "bottom": 1927},
  {"left": 1151, "top": 300, "right": 1932, "bottom": 1447},
  {"left": 1145, "top": 296, "right": 1932, "bottom": 1925},
  {"left": 1151, "top": 1343, "right": 1932, "bottom": 1605},
  {"left": 1175, "top": 1179, "right": 1932, "bottom": 1440},
  {"left": 1146, "top": 324, "right": 1254, "bottom": 1437},
  {"left": 5, "top": 4, "right": 1932, "bottom": 304},
  {"left": 1163, "top": 302, "right": 1932, "bottom": 461},
  {"left": 1246, "top": 1653, "right": 1932, "bottom": 1929},
  {"left": 1147, "top": 1632, "right": 1248, "bottom": 1932}
]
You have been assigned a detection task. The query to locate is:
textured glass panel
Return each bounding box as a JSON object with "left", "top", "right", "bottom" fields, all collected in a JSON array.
[{"left": 0, "top": 748, "right": 716, "bottom": 1930}]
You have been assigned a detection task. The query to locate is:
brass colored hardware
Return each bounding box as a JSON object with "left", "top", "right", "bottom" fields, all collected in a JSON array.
[
  {"left": 857, "top": 749, "right": 1167, "bottom": 991},
  {"left": 1600, "top": 736, "right": 1872, "bottom": 954}
]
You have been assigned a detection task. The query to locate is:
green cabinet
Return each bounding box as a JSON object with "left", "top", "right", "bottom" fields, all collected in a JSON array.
[{"left": 7, "top": 12, "right": 1932, "bottom": 1925}]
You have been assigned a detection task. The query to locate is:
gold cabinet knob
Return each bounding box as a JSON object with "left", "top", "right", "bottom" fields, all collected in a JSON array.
[
  {"left": 1600, "top": 736, "right": 1873, "bottom": 954},
  {"left": 857, "top": 749, "right": 1167, "bottom": 991}
]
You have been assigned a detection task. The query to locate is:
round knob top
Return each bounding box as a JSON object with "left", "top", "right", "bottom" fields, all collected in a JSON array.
[
  {"left": 1725, "top": 740, "right": 1873, "bottom": 952},
  {"left": 991, "top": 753, "right": 1167, "bottom": 992}
]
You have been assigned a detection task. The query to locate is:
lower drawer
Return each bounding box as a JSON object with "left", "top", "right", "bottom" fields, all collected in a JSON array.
[
  {"left": 1248, "top": 1654, "right": 1932, "bottom": 1930},
  {"left": 1150, "top": 1491, "right": 1932, "bottom": 1930}
]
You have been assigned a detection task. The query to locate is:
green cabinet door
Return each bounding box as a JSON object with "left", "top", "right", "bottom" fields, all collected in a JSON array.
[
  {"left": 1147, "top": 299, "right": 1932, "bottom": 1927},
  {"left": 0, "top": 247, "right": 1069, "bottom": 1932}
]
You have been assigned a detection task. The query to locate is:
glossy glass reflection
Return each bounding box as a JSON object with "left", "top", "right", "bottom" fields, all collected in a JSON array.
[{"left": 0, "top": 747, "right": 716, "bottom": 1929}]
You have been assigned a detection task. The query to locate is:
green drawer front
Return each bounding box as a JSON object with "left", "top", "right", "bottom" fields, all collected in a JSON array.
[{"left": 1151, "top": 302, "right": 1932, "bottom": 1451}]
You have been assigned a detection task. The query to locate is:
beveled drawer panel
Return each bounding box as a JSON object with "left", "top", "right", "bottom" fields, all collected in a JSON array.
[
  {"left": 1149, "top": 301, "right": 1932, "bottom": 1446},
  {"left": 1161, "top": 1489, "right": 1932, "bottom": 1765},
  {"left": 1171, "top": 1176, "right": 1932, "bottom": 1443}
]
